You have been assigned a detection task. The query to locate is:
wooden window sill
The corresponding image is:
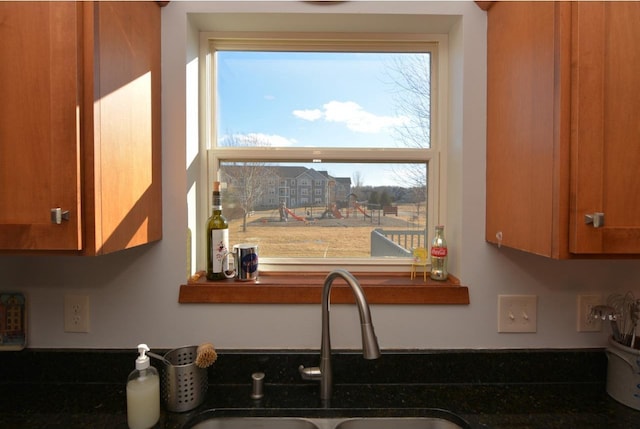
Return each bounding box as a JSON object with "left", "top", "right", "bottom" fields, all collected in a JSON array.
[{"left": 179, "top": 272, "right": 469, "bottom": 305}]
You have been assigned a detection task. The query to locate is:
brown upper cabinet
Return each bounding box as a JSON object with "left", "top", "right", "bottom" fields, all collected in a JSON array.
[
  {"left": 486, "top": 1, "right": 640, "bottom": 258},
  {"left": 0, "top": 1, "right": 162, "bottom": 255}
]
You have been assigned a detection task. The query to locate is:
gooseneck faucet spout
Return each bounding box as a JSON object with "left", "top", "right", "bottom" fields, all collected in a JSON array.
[{"left": 299, "top": 269, "right": 380, "bottom": 401}]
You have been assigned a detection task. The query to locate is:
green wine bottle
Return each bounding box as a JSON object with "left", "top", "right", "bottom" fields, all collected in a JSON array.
[{"left": 206, "top": 181, "right": 230, "bottom": 281}]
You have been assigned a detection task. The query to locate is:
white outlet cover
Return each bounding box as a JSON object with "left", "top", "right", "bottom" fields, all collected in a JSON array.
[
  {"left": 577, "top": 294, "right": 602, "bottom": 332},
  {"left": 64, "top": 294, "right": 90, "bottom": 333},
  {"left": 498, "top": 295, "right": 537, "bottom": 333}
]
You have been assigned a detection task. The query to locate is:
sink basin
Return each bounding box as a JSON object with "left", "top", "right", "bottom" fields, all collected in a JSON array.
[
  {"left": 188, "top": 417, "right": 320, "bottom": 429},
  {"left": 335, "top": 417, "right": 468, "bottom": 429},
  {"left": 185, "top": 416, "right": 470, "bottom": 429}
]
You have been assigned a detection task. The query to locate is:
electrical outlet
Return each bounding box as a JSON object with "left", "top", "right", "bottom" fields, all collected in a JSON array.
[
  {"left": 577, "top": 294, "right": 602, "bottom": 332},
  {"left": 64, "top": 295, "right": 90, "bottom": 333},
  {"left": 498, "top": 295, "right": 537, "bottom": 333}
]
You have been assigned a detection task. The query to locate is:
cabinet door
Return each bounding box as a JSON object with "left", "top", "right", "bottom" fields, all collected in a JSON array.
[
  {"left": 486, "top": 1, "right": 570, "bottom": 257},
  {"left": 0, "top": 3, "right": 82, "bottom": 250},
  {"left": 570, "top": 2, "right": 640, "bottom": 254},
  {"left": 87, "top": 1, "right": 163, "bottom": 254}
]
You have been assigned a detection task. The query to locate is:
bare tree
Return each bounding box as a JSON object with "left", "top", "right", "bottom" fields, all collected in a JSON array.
[
  {"left": 384, "top": 54, "right": 431, "bottom": 204},
  {"left": 409, "top": 185, "right": 427, "bottom": 220},
  {"left": 386, "top": 54, "right": 431, "bottom": 152},
  {"left": 219, "top": 134, "right": 274, "bottom": 232},
  {"left": 352, "top": 170, "right": 364, "bottom": 195}
]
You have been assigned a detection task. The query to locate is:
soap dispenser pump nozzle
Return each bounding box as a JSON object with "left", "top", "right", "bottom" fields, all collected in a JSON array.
[{"left": 136, "top": 344, "right": 150, "bottom": 370}]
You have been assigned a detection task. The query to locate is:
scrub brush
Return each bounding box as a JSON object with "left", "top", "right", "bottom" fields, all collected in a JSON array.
[{"left": 195, "top": 342, "right": 218, "bottom": 368}]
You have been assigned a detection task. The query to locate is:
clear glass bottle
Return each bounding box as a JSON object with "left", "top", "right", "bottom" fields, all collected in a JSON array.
[
  {"left": 206, "top": 181, "right": 230, "bottom": 281},
  {"left": 430, "top": 225, "right": 448, "bottom": 281}
]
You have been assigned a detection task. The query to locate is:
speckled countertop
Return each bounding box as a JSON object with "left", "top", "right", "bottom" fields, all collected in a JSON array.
[{"left": 1, "top": 349, "right": 639, "bottom": 429}]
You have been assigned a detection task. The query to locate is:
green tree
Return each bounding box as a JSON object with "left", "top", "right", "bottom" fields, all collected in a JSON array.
[
  {"left": 380, "top": 190, "right": 392, "bottom": 207},
  {"left": 368, "top": 190, "right": 380, "bottom": 205}
]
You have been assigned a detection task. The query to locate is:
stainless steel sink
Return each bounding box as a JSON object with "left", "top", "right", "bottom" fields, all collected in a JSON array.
[
  {"left": 335, "top": 417, "right": 468, "bottom": 429},
  {"left": 186, "top": 416, "right": 470, "bottom": 429},
  {"left": 188, "top": 417, "right": 320, "bottom": 429}
]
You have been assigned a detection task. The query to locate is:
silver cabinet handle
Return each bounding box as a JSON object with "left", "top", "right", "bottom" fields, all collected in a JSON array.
[
  {"left": 584, "top": 212, "right": 605, "bottom": 228},
  {"left": 50, "top": 208, "right": 70, "bottom": 224}
]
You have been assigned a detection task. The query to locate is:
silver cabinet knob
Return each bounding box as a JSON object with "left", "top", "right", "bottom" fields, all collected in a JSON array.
[
  {"left": 50, "top": 208, "right": 70, "bottom": 224},
  {"left": 584, "top": 212, "right": 605, "bottom": 228}
]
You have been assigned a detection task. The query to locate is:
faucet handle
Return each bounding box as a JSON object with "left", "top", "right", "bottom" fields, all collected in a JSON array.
[{"left": 298, "top": 365, "right": 321, "bottom": 380}]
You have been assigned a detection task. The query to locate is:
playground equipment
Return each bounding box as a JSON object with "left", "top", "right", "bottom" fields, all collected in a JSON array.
[
  {"left": 330, "top": 205, "right": 343, "bottom": 219},
  {"left": 285, "top": 207, "right": 306, "bottom": 221},
  {"left": 319, "top": 203, "right": 343, "bottom": 219},
  {"left": 353, "top": 202, "right": 371, "bottom": 218}
]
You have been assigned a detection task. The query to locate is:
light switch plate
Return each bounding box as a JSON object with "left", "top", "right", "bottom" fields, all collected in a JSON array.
[{"left": 498, "top": 294, "right": 537, "bottom": 333}]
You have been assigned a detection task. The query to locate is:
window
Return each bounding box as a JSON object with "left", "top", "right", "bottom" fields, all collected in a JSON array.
[{"left": 204, "top": 34, "right": 444, "bottom": 272}]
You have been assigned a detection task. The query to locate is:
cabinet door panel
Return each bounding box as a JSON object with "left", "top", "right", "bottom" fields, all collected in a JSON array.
[
  {"left": 92, "top": 1, "right": 162, "bottom": 253},
  {"left": 486, "top": 1, "right": 559, "bottom": 257},
  {"left": 571, "top": 2, "right": 640, "bottom": 254},
  {"left": 0, "top": 2, "right": 81, "bottom": 250}
]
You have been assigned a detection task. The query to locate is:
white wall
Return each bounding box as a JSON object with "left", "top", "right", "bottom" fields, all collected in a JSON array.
[{"left": 2, "top": 1, "right": 640, "bottom": 351}]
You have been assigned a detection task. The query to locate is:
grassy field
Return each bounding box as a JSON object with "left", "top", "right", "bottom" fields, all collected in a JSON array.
[{"left": 227, "top": 203, "right": 426, "bottom": 258}]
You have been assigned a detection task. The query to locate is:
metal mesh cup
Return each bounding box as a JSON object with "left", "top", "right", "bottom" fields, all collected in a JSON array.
[{"left": 160, "top": 346, "right": 208, "bottom": 412}]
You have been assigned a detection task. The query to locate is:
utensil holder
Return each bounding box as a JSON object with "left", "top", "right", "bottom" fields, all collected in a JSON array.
[
  {"left": 605, "top": 336, "right": 640, "bottom": 410},
  {"left": 160, "top": 346, "right": 208, "bottom": 412}
]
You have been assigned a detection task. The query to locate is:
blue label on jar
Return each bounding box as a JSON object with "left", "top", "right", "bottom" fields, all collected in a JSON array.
[{"left": 241, "top": 253, "right": 258, "bottom": 274}]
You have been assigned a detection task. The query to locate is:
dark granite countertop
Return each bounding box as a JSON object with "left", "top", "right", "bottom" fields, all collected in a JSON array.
[{"left": 1, "top": 349, "right": 639, "bottom": 429}]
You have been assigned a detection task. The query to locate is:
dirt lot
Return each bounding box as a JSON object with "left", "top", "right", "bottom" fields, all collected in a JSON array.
[{"left": 227, "top": 204, "right": 426, "bottom": 258}]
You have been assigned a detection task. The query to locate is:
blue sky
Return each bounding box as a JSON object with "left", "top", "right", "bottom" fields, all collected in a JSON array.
[{"left": 215, "top": 51, "right": 427, "bottom": 186}]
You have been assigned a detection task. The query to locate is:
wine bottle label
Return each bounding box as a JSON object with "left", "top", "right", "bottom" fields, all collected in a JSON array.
[
  {"left": 210, "top": 229, "right": 229, "bottom": 274},
  {"left": 431, "top": 247, "right": 448, "bottom": 257}
]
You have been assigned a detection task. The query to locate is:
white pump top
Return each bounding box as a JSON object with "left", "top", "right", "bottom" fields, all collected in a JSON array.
[{"left": 135, "top": 343, "right": 150, "bottom": 370}]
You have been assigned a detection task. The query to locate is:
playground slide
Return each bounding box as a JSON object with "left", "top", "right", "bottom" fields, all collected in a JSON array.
[
  {"left": 354, "top": 203, "right": 371, "bottom": 218},
  {"left": 285, "top": 207, "right": 306, "bottom": 221}
]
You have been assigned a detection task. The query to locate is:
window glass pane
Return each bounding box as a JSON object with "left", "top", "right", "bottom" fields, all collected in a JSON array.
[
  {"left": 219, "top": 161, "right": 428, "bottom": 259},
  {"left": 216, "top": 51, "right": 431, "bottom": 150},
  {"left": 211, "top": 46, "right": 434, "bottom": 263}
]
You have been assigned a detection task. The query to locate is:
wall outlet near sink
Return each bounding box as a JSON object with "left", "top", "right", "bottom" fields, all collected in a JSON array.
[
  {"left": 577, "top": 294, "right": 602, "bottom": 332},
  {"left": 64, "top": 294, "right": 90, "bottom": 333}
]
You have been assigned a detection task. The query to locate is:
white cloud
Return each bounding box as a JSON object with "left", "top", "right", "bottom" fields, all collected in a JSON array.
[
  {"left": 257, "top": 133, "right": 297, "bottom": 147},
  {"left": 292, "top": 109, "right": 323, "bottom": 121},
  {"left": 220, "top": 133, "right": 296, "bottom": 148},
  {"left": 293, "top": 100, "right": 409, "bottom": 133}
]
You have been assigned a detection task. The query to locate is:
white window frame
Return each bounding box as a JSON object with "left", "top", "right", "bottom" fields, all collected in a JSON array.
[{"left": 199, "top": 32, "right": 448, "bottom": 273}]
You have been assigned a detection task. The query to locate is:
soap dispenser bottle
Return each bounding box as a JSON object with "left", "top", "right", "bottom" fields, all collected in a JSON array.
[{"left": 126, "top": 344, "right": 160, "bottom": 429}]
